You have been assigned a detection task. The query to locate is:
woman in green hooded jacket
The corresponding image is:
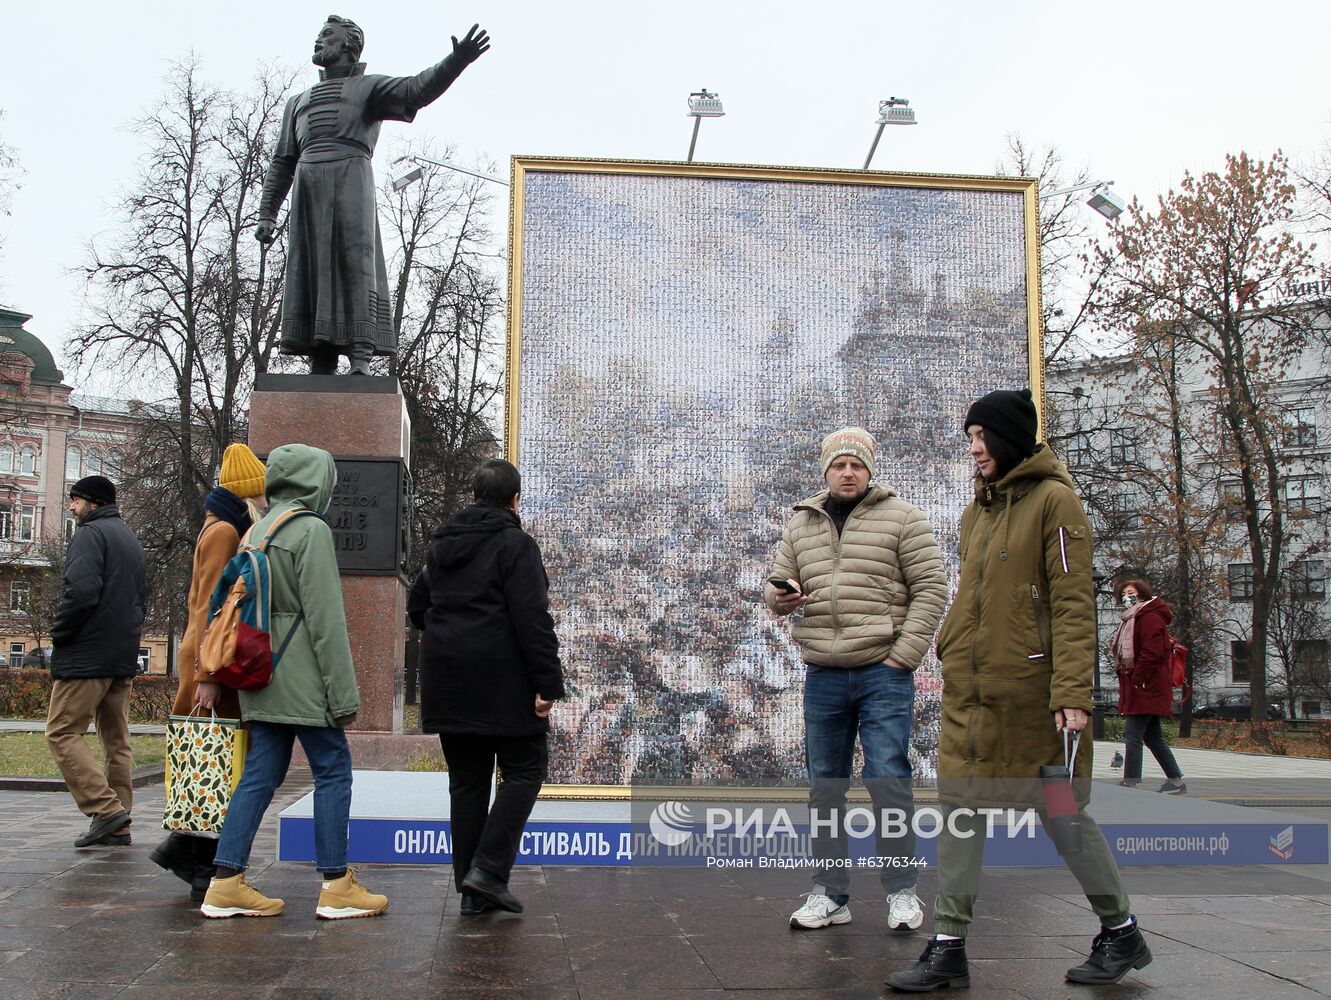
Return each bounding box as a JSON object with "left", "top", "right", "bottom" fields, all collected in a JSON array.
[
  {"left": 887, "top": 390, "right": 1152, "bottom": 993},
  {"left": 201, "top": 444, "right": 388, "bottom": 922}
]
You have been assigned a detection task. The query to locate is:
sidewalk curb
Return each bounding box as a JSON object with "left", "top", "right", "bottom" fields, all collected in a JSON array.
[{"left": 0, "top": 764, "right": 162, "bottom": 792}]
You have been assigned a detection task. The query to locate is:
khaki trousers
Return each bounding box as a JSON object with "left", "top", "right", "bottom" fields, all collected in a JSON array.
[{"left": 45, "top": 677, "right": 134, "bottom": 819}]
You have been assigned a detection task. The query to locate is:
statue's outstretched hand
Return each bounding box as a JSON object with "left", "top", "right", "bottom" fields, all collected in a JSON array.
[
  {"left": 255, "top": 221, "right": 276, "bottom": 245},
  {"left": 452, "top": 23, "right": 491, "bottom": 65}
]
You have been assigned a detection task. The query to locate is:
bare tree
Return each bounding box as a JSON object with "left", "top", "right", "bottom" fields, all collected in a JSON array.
[
  {"left": 997, "top": 135, "right": 1111, "bottom": 367},
  {"left": 1092, "top": 151, "right": 1323, "bottom": 721},
  {"left": 71, "top": 59, "right": 296, "bottom": 653},
  {"left": 381, "top": 148, "right": 505, "bottom": 557},
  {"left": 0, "top": 109, "right": 22, "bottom": 276}
]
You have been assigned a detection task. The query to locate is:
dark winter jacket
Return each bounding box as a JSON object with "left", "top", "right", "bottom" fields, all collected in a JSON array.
[
  {"left": 934, "top": 445, "right": 1096, "bottom": 808},
  {"left": 50, "top": 504, "right": 148, "bottom": 680},
  {"left": 409, "top": 503, "right": 565, "bottom": 737},
  {"left": 1115, "top": 597, "right": 1175, "bottom": 718}
]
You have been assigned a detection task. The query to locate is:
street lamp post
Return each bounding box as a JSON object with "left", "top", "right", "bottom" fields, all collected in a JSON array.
[
  {"left": 390, "top": 154, "right": 509, "bottom": 191},
  {"left": 863, "top": 98, "right": 917, "bottom": 170},
  {"left": 1044, "top": 179, "right": 1125, "bottom": 221},
  {"left": 686, "top": 89, "right": 725, "bottom": 162},
  {"left": 1091, "top": 570, "right": 1110, "bottom": 739}
]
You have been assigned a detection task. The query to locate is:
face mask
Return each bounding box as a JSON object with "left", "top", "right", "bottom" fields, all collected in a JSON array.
[{"left": 1122, "top": 594, "right": 1138, "bottom": 608}]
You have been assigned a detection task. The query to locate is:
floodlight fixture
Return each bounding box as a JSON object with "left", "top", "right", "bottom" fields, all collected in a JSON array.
[
  {"left": 1045, "top": 179, "right": 1125, "bottom": 221},
  {"left": 389, "top": 154, "right": 509, "bottom": 191},
  {"left": 686, "top": 89, "right": 725, "bottom": 162},
  {"left": 863, "top": 97, "right": 917, "bottom": 170}
]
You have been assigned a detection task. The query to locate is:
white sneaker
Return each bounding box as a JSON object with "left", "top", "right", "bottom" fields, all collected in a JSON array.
[
  {"left": 789, "top": 889, "right": 852, "bottom": 929},
  {"left": 888, "top": 887, "right": 925, "bottom": 931}
]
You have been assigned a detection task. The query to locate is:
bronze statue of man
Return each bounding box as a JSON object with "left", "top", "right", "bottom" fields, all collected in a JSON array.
[{"left": 256, "top": 16, "right": 490, "bottom": 375}]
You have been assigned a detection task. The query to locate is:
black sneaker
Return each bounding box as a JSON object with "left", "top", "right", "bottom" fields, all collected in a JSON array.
[
  {"left": 74, "top": 811, "right": 131, "bottom": 848},
  {"left": 1158, "top": 780, "right": 1187, "bottom": 795},
  {"left": 886, "top": 937, "right": 970, "bottom": 992},
  {"left": 1066, "top": 917, "right": 1152, "bottom": 984}
]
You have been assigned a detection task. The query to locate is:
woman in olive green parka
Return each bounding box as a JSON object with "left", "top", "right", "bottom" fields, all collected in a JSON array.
[{"left": 887, "top": 390, "right": 1151, "bottom": 993}]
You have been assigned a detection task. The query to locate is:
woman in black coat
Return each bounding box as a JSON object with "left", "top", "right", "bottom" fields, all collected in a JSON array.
[{"left": 408, "top": 460, "right": 564, "bottom": 915}]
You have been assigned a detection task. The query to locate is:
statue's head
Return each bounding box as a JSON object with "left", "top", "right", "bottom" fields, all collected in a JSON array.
[{"left": 313, "top": 15, "right": 365, "bottom": 68}]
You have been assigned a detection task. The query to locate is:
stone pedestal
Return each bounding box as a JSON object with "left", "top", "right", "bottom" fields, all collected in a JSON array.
[{"left": 249, "top": 375, "right": 410, "bottom": 744}]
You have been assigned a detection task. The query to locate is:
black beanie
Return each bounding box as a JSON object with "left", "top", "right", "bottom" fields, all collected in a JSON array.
[
  {"left": 70, "top": 475, "right": 116, "bottom": 506},
  {"left": 963, "top": 388, "right": 1039, "bottom": 456}
]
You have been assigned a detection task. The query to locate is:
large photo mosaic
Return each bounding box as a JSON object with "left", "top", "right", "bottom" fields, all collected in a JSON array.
[{"left": 508, "top": 160, "right": 1038, "bottom": 787}]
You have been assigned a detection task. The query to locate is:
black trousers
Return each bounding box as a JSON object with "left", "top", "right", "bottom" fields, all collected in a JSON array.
[
  {"left": 439, "top": 733, "right": 548, "bottom": 890},
  {"left": 1122, "top": 714, "right": 1183, "bottom": 783}
]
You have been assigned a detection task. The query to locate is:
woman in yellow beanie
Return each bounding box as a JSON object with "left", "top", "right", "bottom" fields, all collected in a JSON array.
[{"left": 153, "top": 443, "right": 267, "bottom": 903}]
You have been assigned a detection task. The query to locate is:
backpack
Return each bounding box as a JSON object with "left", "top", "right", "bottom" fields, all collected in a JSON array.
[
  {"left": 1169, "top": 633, "right": 1190, "bottom": 700},
  {"left": 198, "top": 509, "right": 319, "bottom": 691}
]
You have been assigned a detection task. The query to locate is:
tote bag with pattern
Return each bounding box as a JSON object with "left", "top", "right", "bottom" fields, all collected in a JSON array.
[{"left": 162, "top": 713, "right": 247, "bottom": 834}]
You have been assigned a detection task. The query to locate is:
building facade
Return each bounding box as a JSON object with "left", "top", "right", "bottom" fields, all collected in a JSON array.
[
  {"left": 0, "top": 307, "right": 169, "bottom": 673},
  {"left": 1048, "top": 314, "right": 1330, "bottom": 719}
]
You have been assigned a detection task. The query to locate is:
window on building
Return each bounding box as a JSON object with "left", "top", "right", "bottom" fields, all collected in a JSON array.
[
  {"left": 1296, "top": 640, "right": 1329, "bottom": 687},
  {"left": 1108, "top": 427, "right": 1138, "bottom": 465},
  {"left": 0, "top": 504, "right": 11, "bottom": 540},
  {"left": 18, "top": 448, "right": 36, "bottom": 478},
  {"left": 1108, "top": 493, "right": 1141, "bottom": 532},
  {"left": 1062, "top": 433, "right": 1091, "bottom": 468},
  {"left": 1302, "top": 701, "right": 1323, "bottom": 718},
  {"left": 65, "top": 447, "right": 80, "bottom": 480},
  {"left": 64, "top": 511, "right": 75, "bottom": 541},
  {"left": 1222, "top": 481, "right": 1246, "bottom": 522},
  {"left": 1285, "top": 476, "right": 1321, "bottom": 517},
  {"left": 1285, "top": 406, "right": 1318, "bottom": 448},
  {"left": 8, "top": 642, "right": 22, "bottom": 668},
  {"left": 1231, "top": 640, "right": 1250, "bottom": 683},
  {"left": 85, "top": 452, "right": 103, "bottom": 477},
  {"left": 17, "top": 505, "right": 36, "bottom": 543},
  {"left": 1229, "top": 563, "right": 1254, "bottom": 601},
  {"left": 10, "top": 580, "right": 29, "bottom": 612},
  {"left": 0, "top": 444, "right": 14, "bottom": 474},
  {"left": 1291, "top": 560, "right": 1326, "bottom": 601}
]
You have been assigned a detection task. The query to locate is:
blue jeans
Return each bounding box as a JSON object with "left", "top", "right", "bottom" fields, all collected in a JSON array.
[
  {"left": 214, "top": 721, "right": 353, "bottom": 875},
  {"left": 804, "top": 662, "right": 916, "bottom": 896}
]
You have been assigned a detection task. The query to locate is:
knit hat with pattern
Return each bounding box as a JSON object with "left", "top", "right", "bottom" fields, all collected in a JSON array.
[{"left": 820, "top": 427, "right": 877, "bottom": 479}]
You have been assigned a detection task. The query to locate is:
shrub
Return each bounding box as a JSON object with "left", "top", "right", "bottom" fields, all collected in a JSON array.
[
  {"left": 129, "top": 677, "right": 176, "bottom": 723},
  {"left": 0, "top": 668, "right": 52, "bottom": 717},
  {"left": 0, "top": 669, "right": 176, "bottom": 723}
]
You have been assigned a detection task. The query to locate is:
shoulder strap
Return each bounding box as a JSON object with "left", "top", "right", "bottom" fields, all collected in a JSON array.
[{"left": 256, "top": 508, "right": 320, "bottom": 553}]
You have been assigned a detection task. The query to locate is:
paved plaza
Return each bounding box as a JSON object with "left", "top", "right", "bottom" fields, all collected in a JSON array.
[{"left": 0, "top": 745, "right": 1328, "bottom": 999}]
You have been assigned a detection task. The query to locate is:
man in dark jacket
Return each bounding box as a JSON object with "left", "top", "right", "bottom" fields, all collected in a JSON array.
[
  {"left": 408, "top": 459, "right": 564, "bottom": 914},
  {"left": 44, "top": 475, "right": 148, "bottom": 847}
]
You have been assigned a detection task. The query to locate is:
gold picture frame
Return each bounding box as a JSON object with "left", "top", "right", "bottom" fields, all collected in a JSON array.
[{"left": 506, "top": 157, "right": 1042, "bottom": 795}]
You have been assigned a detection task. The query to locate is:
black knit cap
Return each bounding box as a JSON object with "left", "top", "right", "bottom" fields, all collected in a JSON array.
[
  {"left": 963, "top": 388, "right": 1039, "bottom": 456},
  {"left": 69, "top": 475, "right": 116, "bottom": 506}
]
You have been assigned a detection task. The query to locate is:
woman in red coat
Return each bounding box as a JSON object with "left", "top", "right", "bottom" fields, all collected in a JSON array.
[{"left": 1112, "top": 579, "right": 1186, "bottom": 793}]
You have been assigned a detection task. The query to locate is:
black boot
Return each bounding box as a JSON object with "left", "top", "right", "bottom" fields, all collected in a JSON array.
[
  {"left": 150, "top": 832, "right": 197, "bottom": 886},
  {"left": 190, "top": 837, "right": 219, "bottom": 905},
  {"left": 886, "top": 937, "right": 969, "bottom": 992},
  {"left": 1065, "top": 917, "right": 1152, "bottom": 984}
]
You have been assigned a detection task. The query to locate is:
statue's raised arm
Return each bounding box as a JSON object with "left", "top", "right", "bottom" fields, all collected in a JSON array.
[{"left": 254, "top": 16, "right": 491, "bottom": 376}]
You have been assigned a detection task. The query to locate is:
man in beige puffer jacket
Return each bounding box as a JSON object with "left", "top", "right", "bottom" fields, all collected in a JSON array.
[{"left": 766, "top": 427, "right": 947, "bottom": 934}]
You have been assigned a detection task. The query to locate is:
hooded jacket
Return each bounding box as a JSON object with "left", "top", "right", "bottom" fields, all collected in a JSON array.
[
  {"left": 50, "top": 503, "right": 148, "bottom": 680},
  {"left": 408, "top": 502, "right": 565, "bottom": 737},
  {"left": 763, "top": 484, "right": 947, "bottom": 670},
  {"left": 1115, "top": 597, "right": 1175, "bottom": 718},
  {"left": 237, "top": 444, "right": 359, "bottom": 728},
  {"left": 934, "top": 445, "right": 1096, "bottom": 808}
]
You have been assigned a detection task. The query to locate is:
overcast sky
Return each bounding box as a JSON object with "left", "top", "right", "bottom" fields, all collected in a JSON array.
[{"left": 3, "top": 0, "right": 1330, "bottom": 387}]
